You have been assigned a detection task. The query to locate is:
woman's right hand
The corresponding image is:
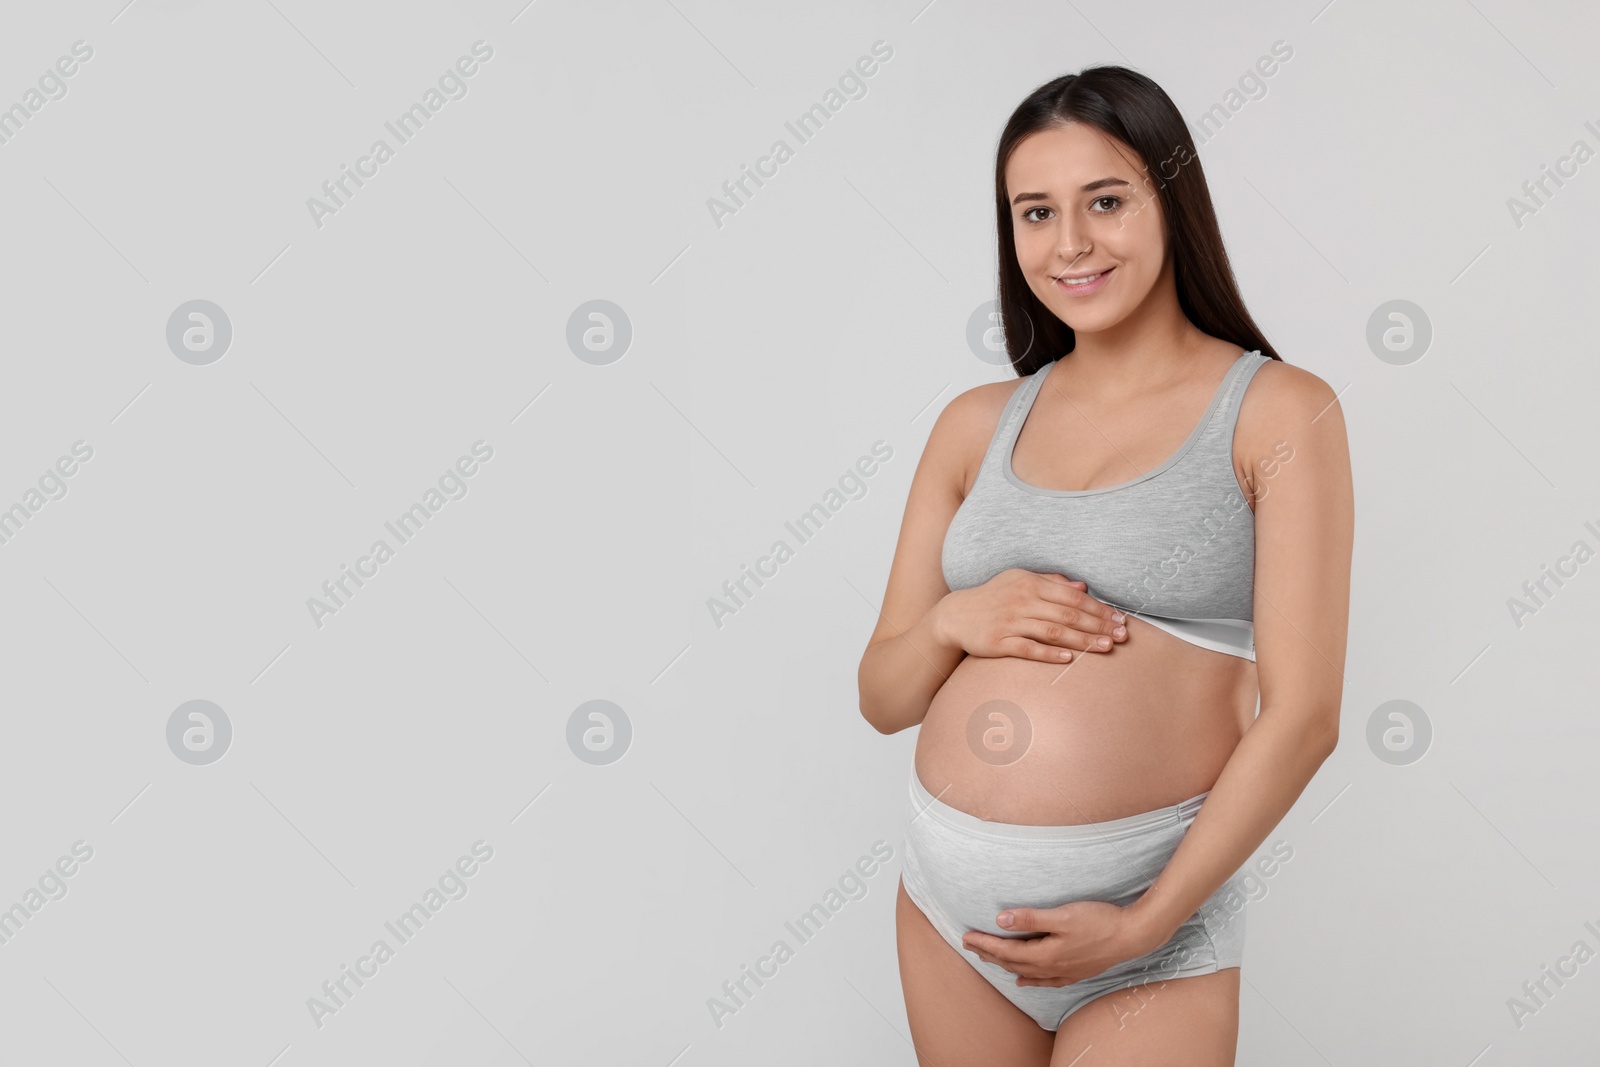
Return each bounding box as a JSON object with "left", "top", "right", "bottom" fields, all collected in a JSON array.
[{"left": 933, "top": 569, "right": 1128, "bottom": 662}]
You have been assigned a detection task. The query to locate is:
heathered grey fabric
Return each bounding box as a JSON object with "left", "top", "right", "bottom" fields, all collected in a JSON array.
[
  {"left": 900, "top": 760, "right": 1249, "bottom": 1031},
  {"left": 940, "top": 350, "right": 1271, "bottom": 659}
]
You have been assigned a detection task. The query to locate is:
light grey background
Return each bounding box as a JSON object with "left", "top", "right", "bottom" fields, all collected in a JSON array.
[{"left": 1, "top": 0, "right": 1597, "bottom": 1064}]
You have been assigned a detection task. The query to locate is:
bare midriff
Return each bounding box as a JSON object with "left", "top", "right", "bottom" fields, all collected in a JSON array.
[{"left": 913, "top": 616, "right": 1258, "bottom": 825}]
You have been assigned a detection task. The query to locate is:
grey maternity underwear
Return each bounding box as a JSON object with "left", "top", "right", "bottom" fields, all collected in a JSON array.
[{"left": 900, "top": 762, "right": 1248, "bottom": 1031}]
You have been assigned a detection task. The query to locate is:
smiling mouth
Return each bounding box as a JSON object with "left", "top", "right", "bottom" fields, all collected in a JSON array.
[{"left": 1055, "top": 268, "right": 1111, "bottom": 286}]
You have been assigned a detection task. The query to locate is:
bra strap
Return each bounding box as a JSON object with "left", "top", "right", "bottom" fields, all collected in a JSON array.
[
  {"left": 980, "top": 363, "right": 1052, "bottom": 475},
  {"left": 1207, "top": 351, "right": 1271, "bottom": 445}
]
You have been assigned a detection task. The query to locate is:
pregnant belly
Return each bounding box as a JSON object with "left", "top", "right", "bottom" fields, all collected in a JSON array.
[{"left": 914, "top": 617, "right": 1258, "bottom": 825}]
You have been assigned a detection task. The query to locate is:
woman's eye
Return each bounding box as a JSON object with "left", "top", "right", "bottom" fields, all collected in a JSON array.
[
  {"left": 1022, "top": 206, "right": 1052, "bottom": 223},
  {"left": 1091, "top": 196, "right": 1122, "bottom": 213}
]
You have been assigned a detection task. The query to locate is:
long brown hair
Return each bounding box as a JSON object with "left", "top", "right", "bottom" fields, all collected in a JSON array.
[{"left": 995, "top": 66, "right": 1281, "bottom": 375}]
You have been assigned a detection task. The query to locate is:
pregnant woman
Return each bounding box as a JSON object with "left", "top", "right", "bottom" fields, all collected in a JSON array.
[{"left": 858, "top": 67, "right": 1353, "bottom": 1065}]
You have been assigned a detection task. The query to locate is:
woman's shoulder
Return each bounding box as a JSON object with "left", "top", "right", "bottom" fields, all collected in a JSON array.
[
  {"left": 1240, "top": 354, "right": 1341, "bottom": 424},
  {"left": 1234, "top": 351, "right": 1348, "bottom": 470},
  {"left": 923, "top": 368, "right": 1035, "bottom": 493},
  {"left": 941, "top": 367, "right": 1033, "bottom": 427}
]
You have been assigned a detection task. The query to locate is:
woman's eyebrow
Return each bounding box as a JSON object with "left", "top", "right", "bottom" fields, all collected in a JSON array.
[{"left": 1011, "top": 177, "right": 1132, "bottom": 205}]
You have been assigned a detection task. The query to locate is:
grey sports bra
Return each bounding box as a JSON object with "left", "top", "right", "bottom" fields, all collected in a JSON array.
[{"left": 941, "top": 349, "right": 1272, "bottom": 660}]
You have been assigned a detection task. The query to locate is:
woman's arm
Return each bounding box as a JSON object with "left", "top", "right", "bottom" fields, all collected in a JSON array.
[
  {"left": 857, "top": 390, "right": 977, "bottom": 735},
  {"left": 1126, "top": 361, "right": 1354, "bottom": 945}
]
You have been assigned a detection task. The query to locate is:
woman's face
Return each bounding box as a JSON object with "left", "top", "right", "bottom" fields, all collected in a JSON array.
[{"left": 1004, "top": 122, "right": 1168, "bottom": 335}]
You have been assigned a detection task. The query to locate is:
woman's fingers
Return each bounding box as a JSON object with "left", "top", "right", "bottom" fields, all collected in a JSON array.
[
  {"left": 1017, "top": 617, "right": 1114, "bottom": 652},
  {"left": 1033, "top": 573, "right": 1126, "bottom": 625},
  {"left": 1031, "top": 604, "right": 1127, "bottom": 645},
  {"left": 1003, "top": 637, "right": 1076, "bottom": 663},
  {"left": 986, "top": 572, "right": 1131, "bottom": 658}
]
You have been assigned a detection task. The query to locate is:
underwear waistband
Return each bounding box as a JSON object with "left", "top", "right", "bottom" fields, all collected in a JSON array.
[{"left": 909, "top": 764, "right": 1210, "bottom": 844}]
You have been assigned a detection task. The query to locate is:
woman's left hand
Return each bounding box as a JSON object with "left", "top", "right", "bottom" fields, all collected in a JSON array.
[{"left": 961, "top": 900, "right": 1165, "bottom": 986}]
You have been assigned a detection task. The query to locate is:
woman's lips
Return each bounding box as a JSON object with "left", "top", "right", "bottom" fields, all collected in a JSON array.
[{"left": 1054, "top": 266, "right": 1113, "bottom": 296}]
